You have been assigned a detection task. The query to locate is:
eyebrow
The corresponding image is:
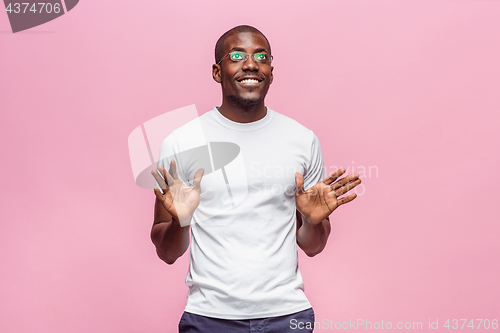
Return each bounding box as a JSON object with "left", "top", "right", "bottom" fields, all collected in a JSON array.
[
  {"left": 229, "top": 47, "right": 269, "bottom": 53},
  {"left": 254, "top": 48, "right": 268, "bottom": 53}
]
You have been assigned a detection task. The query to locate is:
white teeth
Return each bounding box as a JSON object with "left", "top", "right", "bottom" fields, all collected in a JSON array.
[{"left": 240, "top": 79, "right": 259, "bottom": 83}]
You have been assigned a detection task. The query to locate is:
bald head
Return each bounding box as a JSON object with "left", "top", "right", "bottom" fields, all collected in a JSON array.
[{"left": 215, "top": 25, "right": 272, "bottom": 64}]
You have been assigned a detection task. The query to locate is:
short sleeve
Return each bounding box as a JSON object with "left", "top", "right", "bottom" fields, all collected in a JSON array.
[{"left": 302, "top": 131, "right": 326, "bottom": 190}]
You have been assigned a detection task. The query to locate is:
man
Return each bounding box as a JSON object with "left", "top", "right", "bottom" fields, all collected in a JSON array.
[{"left": 151, "top": 25, "right": 361, "bottom": 333}]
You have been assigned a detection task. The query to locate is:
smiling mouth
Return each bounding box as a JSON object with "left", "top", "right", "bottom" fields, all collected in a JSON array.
[{"left": 237, "top": 78, "right": 262, "bottom": 86}]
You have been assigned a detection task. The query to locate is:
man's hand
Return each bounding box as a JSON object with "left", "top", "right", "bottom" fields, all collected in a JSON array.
[
  {"left": 295, "top": 169, "right": 361, "bottom": 225},
  {"left": 151, "top": 159, "right": 204, "bottom": 226}
]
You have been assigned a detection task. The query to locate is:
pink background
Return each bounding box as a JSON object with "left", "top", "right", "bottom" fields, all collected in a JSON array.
[{"left": 1, "top": 0, "right": 499, "bottom": 332}]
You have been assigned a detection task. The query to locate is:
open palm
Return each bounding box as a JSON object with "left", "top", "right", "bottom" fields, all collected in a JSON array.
[
  {"left": 151, "top": 160, "right": 204, "bottom": 226},
  {"left": 295, "top": 169, "right": 361, "bottom": 225}
]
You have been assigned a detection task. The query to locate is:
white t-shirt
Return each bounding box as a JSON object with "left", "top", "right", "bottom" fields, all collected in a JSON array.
[{"left": 156, "top": 106, "right": 326, "bottom": 319}]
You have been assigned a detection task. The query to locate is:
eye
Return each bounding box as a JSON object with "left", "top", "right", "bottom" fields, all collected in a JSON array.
[
  {"left": 254, "top": 53, "right": 267, "bottom": 62},
  {"left": 230, "top": 52, "right": 246, "bottom": 61}
]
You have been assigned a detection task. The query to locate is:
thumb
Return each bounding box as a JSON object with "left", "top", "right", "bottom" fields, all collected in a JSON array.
[
  {"left": 192, "top": 168, "right": 205, "bottom": 191},
  {"left": 153, "top": 187, "right": 163, "bottom": 197},
  {"left": 295, "top": 172, "right": 305, "bottom": 194}
]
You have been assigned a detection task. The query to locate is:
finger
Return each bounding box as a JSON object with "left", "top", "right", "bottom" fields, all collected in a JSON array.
[
  {"left": 153, "top": 187, "right": 164, "bottom": 198},
  {"left": 168, "top": 159, "right": 179, "bottom": 181},
  {"left": 322, "top": 168, "right": 346, "bottom": 185},
  {"left": 154, "top": 187, "right": 174, "bottom": 212},
  {"left": 337, "top": 193, "right": 357, "bottom": 206},
  {"left": 331, "top": 173, "right": 359, "bottom": 191},
  {"left": 295, "top": 173, "right": 305, "bottom": 195},
  {"left": 334, "top": 179, "right": 362, "bottom": 196},
  {"left": 151, "top": 169, "right": 168, "bottom": 192},
  {"left": 192, "top": 168, "right": 205, "bottom": 191},
  {"left": 159, "top": 164, "right": 175, "bottom": 187}
]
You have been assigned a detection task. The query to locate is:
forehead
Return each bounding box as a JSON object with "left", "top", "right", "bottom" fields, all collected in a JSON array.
[{"left": 224, "top": 32, "right": 270, "bottom": 53}]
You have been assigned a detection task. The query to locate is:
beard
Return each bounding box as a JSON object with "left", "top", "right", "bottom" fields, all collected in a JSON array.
[{"left": 226, "top": 93, "right": 264, "bottom": 110}]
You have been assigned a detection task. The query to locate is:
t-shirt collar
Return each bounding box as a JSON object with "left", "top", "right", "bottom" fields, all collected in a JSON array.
[{"left": 210, "top": 106, "right": 274, "bottom": 131}]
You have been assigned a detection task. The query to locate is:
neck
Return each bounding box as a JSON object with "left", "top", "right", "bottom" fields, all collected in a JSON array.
[{"left": 217, "top": 98, "right": 267, "bottom": 123}]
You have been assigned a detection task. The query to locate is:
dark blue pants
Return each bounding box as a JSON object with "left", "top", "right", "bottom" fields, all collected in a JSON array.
[{"left": 179, "top": 308, "right": 315, "bottom": 333}]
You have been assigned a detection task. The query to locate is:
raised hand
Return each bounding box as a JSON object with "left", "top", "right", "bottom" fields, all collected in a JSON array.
[
  {"left": 295, "top": 169, "right": 361, "bottom": 225},
  {"left": 151, "top": 159, "right": 204, "bottom": 226}
]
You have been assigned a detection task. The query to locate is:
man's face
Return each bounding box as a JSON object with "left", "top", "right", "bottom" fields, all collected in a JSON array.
[{"left": 213, "top": 32, "right": 274, "bottom": 108}]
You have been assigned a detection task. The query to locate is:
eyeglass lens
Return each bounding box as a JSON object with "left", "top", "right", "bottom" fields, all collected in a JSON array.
[{"left": 229, "top": 51, "right": 271, "bottom": 63}]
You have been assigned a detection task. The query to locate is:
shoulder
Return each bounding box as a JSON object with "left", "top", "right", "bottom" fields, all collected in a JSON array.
[
  {"left": 172, "top": 111, "right": 211, "bottom": 137},
  {"left": 270, "top": 108, "right": 316, "bottom": 141},
  {"left": 161, "top": 112, "right": 212, "bottom": 151}
]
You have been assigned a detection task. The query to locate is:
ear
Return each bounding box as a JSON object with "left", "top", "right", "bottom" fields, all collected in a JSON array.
[
  {"left": 270, "top": 66, "right": 274, "bottom": 85},
  {"left": 212, "top": 64, "right": 222, "bottom": 83}
]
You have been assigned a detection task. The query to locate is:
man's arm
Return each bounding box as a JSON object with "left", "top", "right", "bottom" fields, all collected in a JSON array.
[
  {"left": 296, "top": 211, "right": 331, "bottom": 257},
  {"left": 150, "top": 161, "right": 203, "bottom": 265},
  {"left": 151, "top": 195, "right": 190, "bottom": 265},
  {"left": 295, "top": 169, "right": 360, "bottom": 257}
]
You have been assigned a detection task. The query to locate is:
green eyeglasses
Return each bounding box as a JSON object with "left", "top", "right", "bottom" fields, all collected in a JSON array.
[{"left": 217, "top": 51, "right": 273, "bottom": 65}]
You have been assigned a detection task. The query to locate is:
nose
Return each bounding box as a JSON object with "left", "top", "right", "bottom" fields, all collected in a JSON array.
[{"left": 241, "top": 55, "right": 259, "bottom": 71}]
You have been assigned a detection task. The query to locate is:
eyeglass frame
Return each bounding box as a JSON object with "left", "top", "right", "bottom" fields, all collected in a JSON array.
[{"left": 216, "top": 51, "right": 273, "bottom": 65}]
